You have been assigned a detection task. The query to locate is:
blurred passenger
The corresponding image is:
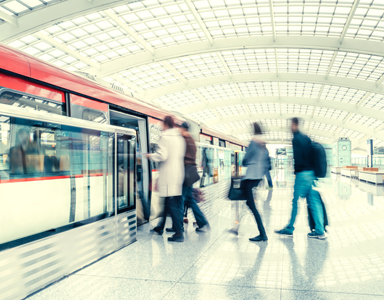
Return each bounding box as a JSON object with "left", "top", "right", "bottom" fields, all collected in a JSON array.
[
  {"left": 275, "top": 118, "right": 326, "bottom": 239},
  {"left": 10, "top": 128, "right": 39, "bottom": 175},
  {"left": 172, "top": 122, "right": 208, "bottom": 232},
  {"left": 242, "top": 122, "right": 268, "bottom": 242},
  {"left": 265, "top": 151, "right": 273, "bottom": 189},
  {"left": 200, "top": 148, "right": 209, "bottom": 187},
  {"left": 147, "top": 116, "right": 186, "bottom": 242}
]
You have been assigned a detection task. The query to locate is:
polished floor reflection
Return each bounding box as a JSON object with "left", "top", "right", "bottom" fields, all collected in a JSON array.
[{"left": 28, "top": 172, "right": 384, "bottom": 300}]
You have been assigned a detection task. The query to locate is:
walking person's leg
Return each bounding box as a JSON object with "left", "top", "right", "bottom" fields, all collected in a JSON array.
[
  {"left": 306, "top": 174, "right": 325, "bottom": 239},
  {"left": 153, "top": 197, "right": 169, "bottom": 234},
  {"left": 168, "top": 195, "right": 184, "bottom": 242},
  {"left": 184, "top": 186, "right": 208, "bottom": 230},
  {"left": 244, "top": 180, "right": 268, "bottom": 241},
  {"left": 275, "top": 172, "right": 310, "bottom": 236}
]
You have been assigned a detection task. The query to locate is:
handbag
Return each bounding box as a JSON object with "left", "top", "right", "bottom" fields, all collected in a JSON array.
[
  {"left": 184, "top": 164, "right": 200, "bottom": 187},
  {"left": 227, "top": 177, "right": 247, "bottom": 201}
]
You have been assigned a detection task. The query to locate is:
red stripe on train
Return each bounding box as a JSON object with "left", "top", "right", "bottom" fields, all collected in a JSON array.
[{"left": 0, "top": 173, "right": 104, "bottom": 183}]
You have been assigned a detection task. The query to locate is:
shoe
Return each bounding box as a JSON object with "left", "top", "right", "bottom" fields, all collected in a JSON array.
[
  {"left": 168, "top": 235, "right": 184, "bottom": 242},
  {"left": 183, "top": 218, "right": 189, "bottom": 224},
  {"left": 196, "top": 224, "right": 210, "bottom": 232},
  {"left": 307, "top": 232, "right": 327, "bottom": 240},
  {"left": 274, "top": 228, "right": 293, "bottom": 237},
  {"left": 152, "top": 227, "right": 163, "bottom": 235},
  {"left": 228, "top": 229, "right": 238, "bottom": 235},
  {"left": 249, "top": 235, "right": 268, "bottom": 242}
]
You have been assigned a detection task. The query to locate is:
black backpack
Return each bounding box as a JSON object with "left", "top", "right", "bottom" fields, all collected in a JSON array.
[{"left": 311, "top": 142, "right": 327, "bottom": 178}]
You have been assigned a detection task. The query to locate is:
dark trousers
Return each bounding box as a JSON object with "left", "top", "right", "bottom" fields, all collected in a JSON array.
[
  {"left": 183, "top": 185, "right": 208, "bottom": 228},
  {"left": 244, "top": 179, "right": 267, "bottom": 237},
  {"left": 157, "top": 195, "right": 184, "bottom": 235}
]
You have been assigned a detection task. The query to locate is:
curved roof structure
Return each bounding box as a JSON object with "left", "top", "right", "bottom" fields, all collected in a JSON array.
[{"left": 0, "top": 0, "right": 383, "bottom": 150}]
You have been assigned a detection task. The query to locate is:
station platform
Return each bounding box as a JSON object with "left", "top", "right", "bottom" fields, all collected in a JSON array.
[{"left": 27, "top": 173, "right": 384, "bottom": 300}]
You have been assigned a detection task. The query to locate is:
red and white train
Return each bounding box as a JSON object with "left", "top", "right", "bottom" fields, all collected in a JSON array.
[{"left": 0, "top": 43, "right": 247, "bottom": 300}]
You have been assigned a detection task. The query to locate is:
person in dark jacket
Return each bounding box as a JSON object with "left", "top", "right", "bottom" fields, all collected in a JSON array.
[
  {"left": 242, "top": 122, "right": 268, "bottom": 242},
  {"left": 275, "top": 118, "right": 326, "bottom": 239},
  {"left": 171, "top": 122, "right": 208, "bottom": 232}
]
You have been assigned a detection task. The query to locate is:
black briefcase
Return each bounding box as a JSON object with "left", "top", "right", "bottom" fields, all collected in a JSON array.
[{"left": 228, "top": 177, "right": 247, "bottom": 201}]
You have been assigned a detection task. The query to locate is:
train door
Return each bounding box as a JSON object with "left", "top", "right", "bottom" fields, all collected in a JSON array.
[{"left": 110, "top": 111, "right": 150, "bottom": 225}]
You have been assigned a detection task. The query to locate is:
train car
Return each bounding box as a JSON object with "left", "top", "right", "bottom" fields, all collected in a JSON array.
[{"left": 0, "top": 43, "right": 247, "bottom": 300}]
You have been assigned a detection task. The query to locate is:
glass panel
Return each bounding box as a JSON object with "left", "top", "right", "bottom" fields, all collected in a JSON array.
[
  {"left": 82, "top": 109, "right": 107, "bottom": 123},
  {"left": 0, "top": 115, "right": 114, "bottom": 246},
  {"left": 116, "top": 134, "right": 135, "bottom": 213},
  {"left": 0, "top": 90, "right": 65, "bottom": 115}
]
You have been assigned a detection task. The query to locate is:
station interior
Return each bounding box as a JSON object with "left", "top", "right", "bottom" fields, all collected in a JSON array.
[{"left": 0, "top": 0, "right": 384, "bottom": 299}]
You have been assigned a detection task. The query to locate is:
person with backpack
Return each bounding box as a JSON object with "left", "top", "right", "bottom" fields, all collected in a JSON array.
[{"left": 275, "top": 117, "right": 326, "bottom": 239}]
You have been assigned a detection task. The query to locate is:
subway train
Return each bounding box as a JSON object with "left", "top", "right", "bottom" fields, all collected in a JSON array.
[{"left": 0, "top": 44, "right": 247, "bottom": 300}]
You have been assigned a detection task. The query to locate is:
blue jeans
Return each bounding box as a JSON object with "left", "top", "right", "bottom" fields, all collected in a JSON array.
[
  {"left": 183, "top": 185, "right": 208, "bottom": 228},
  {"left": 286, "top": 171, "right": 324, "bottom": 235}
]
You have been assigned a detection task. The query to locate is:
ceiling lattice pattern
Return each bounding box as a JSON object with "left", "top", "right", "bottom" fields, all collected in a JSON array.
[{"left": 0, "top": 0, "right": 383, "bottom": 148}]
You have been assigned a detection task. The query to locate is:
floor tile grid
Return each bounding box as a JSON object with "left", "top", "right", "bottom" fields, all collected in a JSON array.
[{"left": 158, "top": 217, "right": 234, "bottom": 300}]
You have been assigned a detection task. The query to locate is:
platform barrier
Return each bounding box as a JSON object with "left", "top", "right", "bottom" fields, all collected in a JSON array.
[
  {"left": 358, "top": 169, "right": 384, "bottom": 185},
  {"left": 331, "top": 167, "right": 342, "bottom": 174},
  {"left": 341, "top": 166, "right": 358, "bottom": 178}
]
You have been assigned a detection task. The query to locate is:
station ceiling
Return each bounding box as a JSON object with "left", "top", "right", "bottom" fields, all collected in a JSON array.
[{"left": 0, "top": 0, "right": 383, "bottom": 149}]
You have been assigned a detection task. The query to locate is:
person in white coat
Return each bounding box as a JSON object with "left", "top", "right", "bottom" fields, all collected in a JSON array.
[{"left": 147, "top": 116, "right": 186, "bottom": 242}]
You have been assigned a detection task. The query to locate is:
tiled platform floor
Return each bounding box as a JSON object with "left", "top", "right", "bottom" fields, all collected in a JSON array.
[{"left": 28, "top": 173, "right": 384, "bottom": 299}]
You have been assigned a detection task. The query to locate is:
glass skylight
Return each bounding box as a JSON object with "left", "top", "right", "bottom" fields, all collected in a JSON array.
[{"left": 1, "top": 0, "right": 383, "bottom": 145}]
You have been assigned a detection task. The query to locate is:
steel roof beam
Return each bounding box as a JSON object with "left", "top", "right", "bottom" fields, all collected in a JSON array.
[
  {"left": 0, "top": 0, "right": 135, "bottom": 43},
  {"left": 325, "top": 52, "right": 338, "bottom": 80},
  {"left": 356, "top": 92, "right": 371, "bottom": 108},
  {"left": 162, "top": 61, "right": 188, "bottom": 85},
  {"left": 377, "top": 74, "right": 384, "bottom": 87},
  {"left": 105, "top": 10, "right": 155, "bottom": 56},
  {"left": 179, "top": 96, "right": 383, "bottom": 124},
  {"left": 0, "top": 10, "right": 18, "bottom": 27},
  {"left": 86, "top": 37, "right": 384, "bottom": 77},
  {"left": 146, "top": 73, "right": 384, "bottom": 99},
  {"left": 340, "top": 0, "right": 360, "bottom": 44},
  {"left": 35, "top": 32, "right": 100, "bottom": 69},
  {"left": 185, "top": 0, "right": 213, "bottom": 45},
  {"left": 269, "top": 0, "right": 276, "bottom": 42},
  {"left": 217, "top": 53, "right": 232, "bottom": 78},
  {"left": 191, "top": 89, "right": 221, "bottom": 119}
]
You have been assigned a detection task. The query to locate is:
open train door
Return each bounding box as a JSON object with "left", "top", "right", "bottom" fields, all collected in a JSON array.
[{"left": 110, "top": 110, "right": 150, "bottom": 225}]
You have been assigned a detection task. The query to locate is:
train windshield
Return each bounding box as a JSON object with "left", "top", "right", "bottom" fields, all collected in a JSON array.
[{"left": 0, "top": 90, "right": 65, "bottom": 115}]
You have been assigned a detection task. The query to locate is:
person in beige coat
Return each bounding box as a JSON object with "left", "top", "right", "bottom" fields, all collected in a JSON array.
[{"left": 147, "top": 116, "right": 186, "bottom": 242}]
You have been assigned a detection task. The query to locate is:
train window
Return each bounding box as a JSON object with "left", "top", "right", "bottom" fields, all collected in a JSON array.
[
  {"left": 0, "top": 90, "right": 65, "bottom": 115},
  {"left": 82, "top": 109, "right": 107, "bottom": 123},
  {"left": 0, "top": 115, "right": 118, "bottom": 247},
  {"left": 70, "top": 94, "right": 108, "bottom": 124}
]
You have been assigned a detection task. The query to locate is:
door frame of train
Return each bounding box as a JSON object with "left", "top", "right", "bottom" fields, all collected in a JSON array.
[{"left": 109, "top": 110, "right": 150, "bottom": 222}]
